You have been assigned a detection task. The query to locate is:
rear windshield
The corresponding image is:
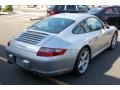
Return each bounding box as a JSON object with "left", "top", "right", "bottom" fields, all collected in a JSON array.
[
  {"left": 88, "top": 7, "right": 103, "bottom": 14},
  {"left": 48, "top": 5, "right": 56, "bottom": 9},
  {"left": 28, "top": 18, "right": 75, "bottom": 34}
]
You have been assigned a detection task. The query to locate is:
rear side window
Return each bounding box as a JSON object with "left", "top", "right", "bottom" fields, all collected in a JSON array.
[
  {"left": 81, "top": 20, "right": 91, "bottom": 33},
  {"left": 72, "top": 24, "right": 85, "bottom": 34},
  {"left": 66, "top": 5, "right": 77, "bottom": 11}
]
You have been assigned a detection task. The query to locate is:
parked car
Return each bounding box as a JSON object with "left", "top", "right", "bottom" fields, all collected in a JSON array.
[
  {"left": 88, "top": 5, "right": 120, "bottom": 29},
  {"left": 47, "top": 5, "right": 90, "bottom": 16},
  {"left": 6, "top": 13, "right": 118, "bottom": 76}
]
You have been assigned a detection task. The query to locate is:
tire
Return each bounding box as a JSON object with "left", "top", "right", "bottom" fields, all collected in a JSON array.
[
  {"left": 73, "top": 47, "right": 90, "bottom": 76},
  {"left": 109, "top": 33, "right": 117, "bottom": 50}
]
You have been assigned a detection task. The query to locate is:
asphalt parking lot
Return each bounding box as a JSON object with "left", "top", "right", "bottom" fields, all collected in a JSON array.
[{"left": 0, "top": 14, "right": 120, "bottom": 85}]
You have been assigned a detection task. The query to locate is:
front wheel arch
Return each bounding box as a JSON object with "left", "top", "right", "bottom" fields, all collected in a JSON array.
[
  {"left": 72, "top": 45, "right": 92, "bottom": 76},
  {"left": 74, "top": 45, "right": 92, "bottom": 64}
]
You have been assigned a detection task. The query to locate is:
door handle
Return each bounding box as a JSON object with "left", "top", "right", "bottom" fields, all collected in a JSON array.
[
  {"left": 94, "top": 36, "right": 98, "bottom": 40},
  {"left": 95, "top": 37, "right": 98, "bottom": 39}
]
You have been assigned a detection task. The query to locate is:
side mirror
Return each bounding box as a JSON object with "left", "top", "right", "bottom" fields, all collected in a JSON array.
[
  {"left": 103, "top": 21, "right": 109, "bottom": 29},
  {"left": 105, "top": 24, "right": 110, "bottom": 29}
]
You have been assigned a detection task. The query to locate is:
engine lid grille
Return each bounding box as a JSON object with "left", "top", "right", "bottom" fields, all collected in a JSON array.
[{"left": 15, "top": 31, "right": 49, "bottom": 45}]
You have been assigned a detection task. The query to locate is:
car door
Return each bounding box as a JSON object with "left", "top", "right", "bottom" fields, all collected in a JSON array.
[{"left": 81, "top": 17, "right": 109, "bottom": 54}]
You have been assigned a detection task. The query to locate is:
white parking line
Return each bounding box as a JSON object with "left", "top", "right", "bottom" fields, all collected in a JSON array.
[
  {"left": 0, "top": 20, "right": 31, "bottom": 26},
  {"left": 0, "top": 57, "right": 7, "bottom": 62}
]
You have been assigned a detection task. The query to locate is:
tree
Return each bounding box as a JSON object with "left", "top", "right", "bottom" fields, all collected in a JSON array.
[
  {"left": 0, "top": 5, "right": 1, "bottom": 12},
  {"left": 2, "top": 5, "right": 13, "bottom": 12}
]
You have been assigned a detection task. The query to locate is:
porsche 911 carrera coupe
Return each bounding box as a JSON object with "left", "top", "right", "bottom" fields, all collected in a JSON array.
[{"left": 6, "top": 13, "right": 118, "bottom": 76}]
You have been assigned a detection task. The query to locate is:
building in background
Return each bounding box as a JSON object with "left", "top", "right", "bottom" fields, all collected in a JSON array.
[{"left": 13, "top": 5, "right": 49, "bottom": 11}]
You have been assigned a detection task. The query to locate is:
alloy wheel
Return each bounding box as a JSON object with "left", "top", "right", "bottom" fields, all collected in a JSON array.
[{"left": 78, "top": 50, "right": 90, "bottom": 74}]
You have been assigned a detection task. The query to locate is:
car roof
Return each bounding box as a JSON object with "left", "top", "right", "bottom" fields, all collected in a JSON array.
[
  {"left": 96, "top": 5, "right": 120, "bottom": 9},
  {"left": 49, "top": 13, "right": 94, "bottom": 21}
]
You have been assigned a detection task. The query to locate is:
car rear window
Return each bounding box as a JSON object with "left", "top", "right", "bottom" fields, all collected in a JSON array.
[
  {"left": 88, "top": 7, "right": 103, "bottom": 14},
  {"left": 49, "top": 5, "right": 56, "bottom": 9},
  {"left": 28, "top": 18, "right": 75, "bottom": 34}
]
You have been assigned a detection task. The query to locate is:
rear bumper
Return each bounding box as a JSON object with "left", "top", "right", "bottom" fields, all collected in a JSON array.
[{"left": 5, "top": 46, "right": 77, "bottom": 76}]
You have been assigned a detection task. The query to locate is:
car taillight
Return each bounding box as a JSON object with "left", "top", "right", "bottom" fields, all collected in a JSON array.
[
  {"left": 36, "top": 47, "right": 67, "bottom": 57},
  {"left": 7, "top": 41, "right": 11, "bottom": 46},
  {"left": 50, "top": 11, "right": 56, "bottom": 16}
]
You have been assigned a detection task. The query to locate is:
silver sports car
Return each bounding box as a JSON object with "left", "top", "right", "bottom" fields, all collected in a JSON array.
[{"left": 6, "top": 13, "right": 118, "bottom": 76}]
